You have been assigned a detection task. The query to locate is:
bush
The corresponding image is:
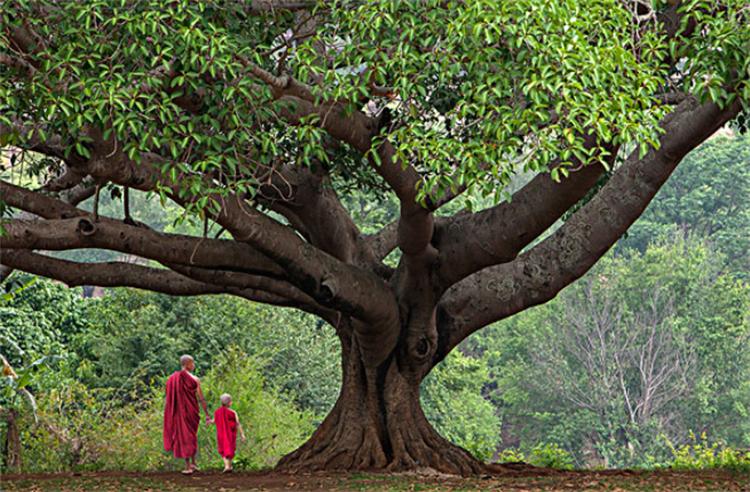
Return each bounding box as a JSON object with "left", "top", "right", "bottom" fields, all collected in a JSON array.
[
  {"left": 198, "top": 347, "right": 316, "bottom": 470},
  {"left": 18, "top": 348, "right": 316, "bottom": 472},
  {"left": 496, "top": 448, "right": 526, "bottom": 463},
  {"left": 19, "top": 381, "right": 169, "bottom": 472},
  {"left": 666, "top": 432, "right": 750, "bottom": 472},
  {"left": 421, "top": 351, "right": 500, "bottom": 461},
  {"left": 495, "top": 444, "right": 575, "bottom": 470},
  {"left": 528, "top": 443, "right": 575, "bottom": 470}
]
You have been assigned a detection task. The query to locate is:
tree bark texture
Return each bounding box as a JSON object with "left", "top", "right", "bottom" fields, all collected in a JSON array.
[{"left": 277, "top": 318, "right": 484, "bottom": 475}]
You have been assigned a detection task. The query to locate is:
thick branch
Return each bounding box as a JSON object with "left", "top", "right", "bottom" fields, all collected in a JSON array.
[
  {"left": 257, "top": 164, "right": 387, "bottom": 275},
  {"left": 277, "top": 96, "right": 435, "bottom": 261},
  {"left": 376, "top": 142, "right": 435, "bottom": 259},
  {"left": 437, "top": 97, "right": 741, "bottom": 358},
  {"left": 165, "top": 263, "right": 308, "bottom": 302},
  {"left": 215, "top": 196, "right": 400, "bottom": 365},
  {"left": 164, "top": 263, "right": 333, "bottom": 317},
  {"left": 0, "top": 250, "right": 289, "bottom": 305},
  {"left": 364, "top": 221, "right": 398, "bottom": 261},
  {"left": 0, "top": 180, "right": 87, "bottom": 219},
  {"left": 435, "top": 140, "right": 616, "bottom": 289},
  {"left": 0, "top": 189, "right": 332, "bottom": 314},
  {"left": 0, "top": 216, "right": 284, "bottom": 278},
  {"left": 0, "top": 183, "right": 282, "bottom": 277},
  {"left": 0, "top": 179, "right": 94, "bottom": 282}
]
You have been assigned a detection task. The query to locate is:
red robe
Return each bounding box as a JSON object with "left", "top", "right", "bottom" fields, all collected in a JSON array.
[
  {"left": 163, "top": 370, "right": 199, "bottom": 459},
  {"left": 214, "top": 406, "right": 238, "bottom": 459}
]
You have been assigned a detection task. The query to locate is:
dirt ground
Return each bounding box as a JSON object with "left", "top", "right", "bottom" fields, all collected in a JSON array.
[{"left": 2, "top": 467, "right": 749, "bottom": 492}]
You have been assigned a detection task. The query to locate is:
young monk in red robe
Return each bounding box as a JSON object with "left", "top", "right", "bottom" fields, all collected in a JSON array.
[
  {"left": 211, "top": 393, "right": 247, "bottom": 472},
  {"left": 163, "top": 355, "right": 210, "bottom": 475}
]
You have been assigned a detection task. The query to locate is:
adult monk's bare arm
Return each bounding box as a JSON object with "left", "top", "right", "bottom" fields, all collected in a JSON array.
[{"left": 195, "top": 379, "right": 210, "bottom": 424}]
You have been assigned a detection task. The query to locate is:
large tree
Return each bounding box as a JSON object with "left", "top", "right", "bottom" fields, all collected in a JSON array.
[{"left": 0, "top": 0, "right": 747, "bottom": 474}]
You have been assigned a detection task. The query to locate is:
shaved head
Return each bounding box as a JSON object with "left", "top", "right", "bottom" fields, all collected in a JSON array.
[
  {"left": 180, "top": 354, "right": 194, "bottom": 368},
  {"left": 220, "top": 393, "right": 232, "bottom": 406}
]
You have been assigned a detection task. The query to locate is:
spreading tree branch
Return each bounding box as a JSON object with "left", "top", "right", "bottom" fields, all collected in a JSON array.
[
  {"left": 437, "top": 97, "right": 742, "bottom": 358},
  {"left": 364, "top": 220, "right": 399, "bottom": 261},
  {"left": 434, "top": 140, "right": 618, "bottom": 289},
  {"left": 0, "top": 179, "right": 95, "bottom": 282},
  {"left": 0, "top": 215, "right": 284, "bottom": 278},
  {"left": 255, "top": 163, "right": 386, "bottom": 274},
  {"left": 0, "top": 250, "right": 296, "bottom": 306}
]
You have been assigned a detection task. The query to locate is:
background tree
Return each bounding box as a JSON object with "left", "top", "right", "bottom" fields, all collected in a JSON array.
[
  {"left": 0, "top": 0, "right": 748, "bottom": 473},
  {"left": 473, "top": 237, "right": 750, "bottom": 468},
  {"left": 420, "top": 350, "right": 501, "bottom": 462},
  {"left": 618, "top": 133, "right": 750, "bottom": 276}
]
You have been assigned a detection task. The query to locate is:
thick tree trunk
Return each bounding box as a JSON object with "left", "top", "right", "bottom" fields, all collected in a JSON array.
[{"left": 277, "top": 327, "right": 484, "bottom": 475}]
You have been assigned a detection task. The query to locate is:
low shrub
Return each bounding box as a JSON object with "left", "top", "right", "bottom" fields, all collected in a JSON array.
[
  {"left": 496, "top": 443, "right": 575, "bottom": 470},
  {"left": 666, "top": 432, "right": 750, "bottom": 472},
  {"left": 17, "top": 348, "right": 315, "bottom": 472}
]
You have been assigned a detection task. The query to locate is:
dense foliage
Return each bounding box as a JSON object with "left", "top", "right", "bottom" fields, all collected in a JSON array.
[
  {"left": 421, "top": 351, "right": 500, "bottom": 461},
  {"left": 2, "top": 1, "right": 748, "bottom": 206},
  {"left": 618, "top": 134, "right": 750, "bottom": 276}
]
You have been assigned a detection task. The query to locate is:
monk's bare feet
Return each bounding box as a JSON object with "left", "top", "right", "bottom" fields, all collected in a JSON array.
[
  {"left": 222, "top": 467, "right": 233, "bottom": 473},
  {"left": 181, "top": 469, "right": 193, "bottom": 475}
]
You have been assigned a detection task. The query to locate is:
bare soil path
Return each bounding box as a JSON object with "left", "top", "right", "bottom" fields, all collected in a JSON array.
[{"left": 2, "top": 468, "right": 748, "bottom": 491}]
